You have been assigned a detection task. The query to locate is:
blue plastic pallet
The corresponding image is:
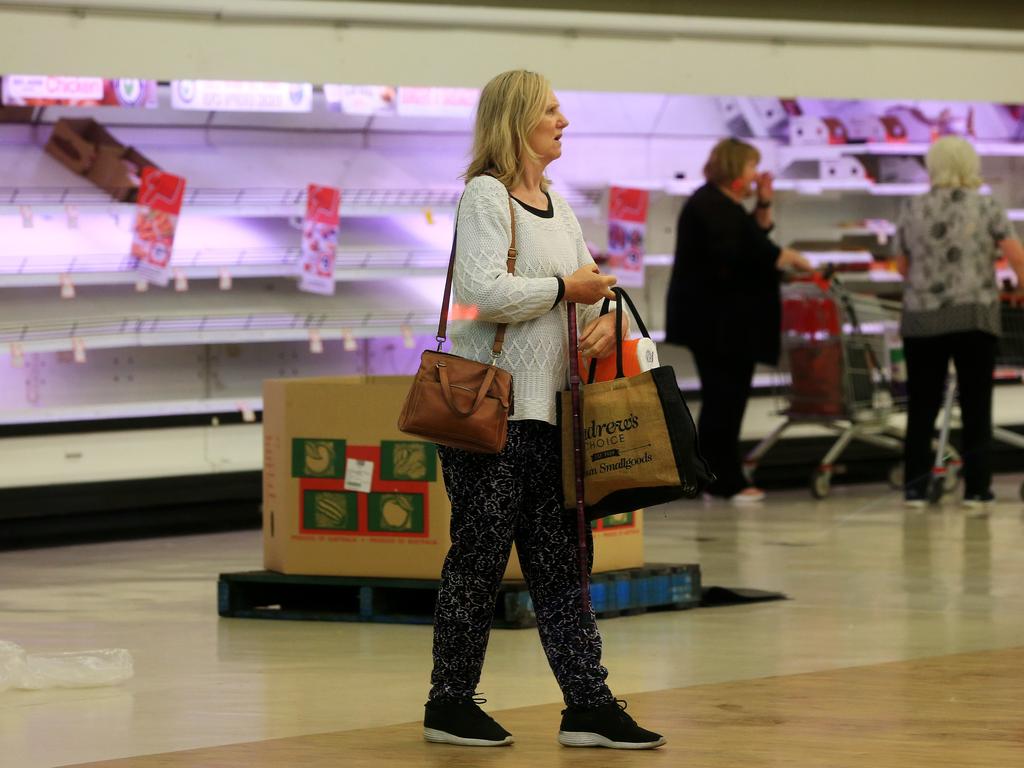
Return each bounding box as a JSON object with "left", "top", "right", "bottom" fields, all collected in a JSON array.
[{"left": 218, "top": 563, "right": 700, "bottom": 629}]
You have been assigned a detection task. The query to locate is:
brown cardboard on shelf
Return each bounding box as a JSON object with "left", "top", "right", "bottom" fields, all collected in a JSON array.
[
  {"left": 262, "top": 375, "right": 644, "bottom": 580},
  {"left": 44, "top": 118, "right": 159, "bottom": 201}
]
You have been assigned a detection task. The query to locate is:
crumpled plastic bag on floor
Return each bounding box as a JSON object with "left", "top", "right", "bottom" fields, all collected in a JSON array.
[{"left": 0, "top": 641, "right": 133, "bottom": 691}]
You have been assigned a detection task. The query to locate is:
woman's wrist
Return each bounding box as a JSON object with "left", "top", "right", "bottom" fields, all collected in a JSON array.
[{"left": 756, "top": 198, "right": 772, "bottom": 209}]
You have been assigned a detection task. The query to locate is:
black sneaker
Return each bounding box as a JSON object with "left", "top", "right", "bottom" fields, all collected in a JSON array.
[
  {"left": 963, "top": 491, "right": 996, "bottom": 510},
  {"left": 558, "top": 699, "right": 665, "bottom": 749},
  {"left": 423, "top": 697, "right": 514, "bottom": 746}
]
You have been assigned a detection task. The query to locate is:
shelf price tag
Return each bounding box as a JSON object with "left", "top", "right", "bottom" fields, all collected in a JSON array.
[
  {"left": 297, "top": 184, "right": 341, "bottom": 296},
  {"left": 134, "top": 278, "right": 149, "bottom": 293},
  {"left": 19, "top": 205, "right": 33, "bottom": 228},
  {"left": 342, "top": 328, "right": 358, "bottom": 352},
  {"left": 65, "top": 205, "right": 79, "bottom": 229},
  {"left": 308, "top": 328, "right": 323, "bottom": 354},
  {"left": 71, "top": 338, "right": 87, "bottom": 364},
  {"left": 400, "top": 324, "right": 415, "bottom": 349},
  {"left": 10, "top": 343, "right": 24, "bottom": 368},
  {"left": 605, "top": 187, "right": 648, "bottom": 289},
  {"left": 424, "top": 208, "right": 434, "bottom": 226},
  {"left": 59, "top": 273, "right": 76, "bottom": 299},
  {"left": 173, "top": 268, "right": 189, "bottom": 292},
  {"left": 238, "top": 402, "right": 257, "bottom": 423},
  {"left": 218, "top": 268, "right": 233, "bottom": 291},
  {"left": 132, "top": 168, "right": 187, "bottom": 287}
]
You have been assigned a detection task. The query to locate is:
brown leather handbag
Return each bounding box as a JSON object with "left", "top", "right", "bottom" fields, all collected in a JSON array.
[{"left": 397, "top": 196, "right": 516, "bottom": 453}]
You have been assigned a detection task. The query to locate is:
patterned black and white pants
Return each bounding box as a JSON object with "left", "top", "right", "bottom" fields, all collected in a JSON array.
[{"left": 428, "top": 419, "right": 614, "bottom": 708}]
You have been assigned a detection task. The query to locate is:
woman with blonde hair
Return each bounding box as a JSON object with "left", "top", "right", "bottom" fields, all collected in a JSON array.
[
  {"left": 897, "top": 135, "right": 1024, "bottom": 507},
  {"left": 665, "top": 138, "right": 810, "bottom": 503},
  {"left": 422, "top": 70, "right": 665, "bottom": 750}
]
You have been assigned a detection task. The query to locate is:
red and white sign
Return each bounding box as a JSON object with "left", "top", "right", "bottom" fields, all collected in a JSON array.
[
  {"left": 1, "top": 76, "right": 157, "bottom": 107},
  {"left": 171, "top": 80, "right": 313, "bottom": 112},
  {"left": 606, "top": 187, "right": 649, "bottom": 288},
  {"left": 396, "top": 87, "right": 479, "bottom": 118},
  {"left": 298, "top": 184, "right": 341, "bottom": 295},
  {"left": 132, "top": 168, "right": 187, "bottom": 286}
]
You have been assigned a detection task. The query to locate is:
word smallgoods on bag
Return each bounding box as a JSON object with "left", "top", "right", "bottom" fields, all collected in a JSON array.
[{"left": 560, "top": 288, "right": 714, "bottom": 520}]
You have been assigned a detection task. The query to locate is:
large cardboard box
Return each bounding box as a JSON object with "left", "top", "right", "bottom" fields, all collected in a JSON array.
[
  {"left": 262, "top": 376, "right": 643, "bottom": 581},
  {"left": 45, "top": 118, "right": 158, "bottom": 202}
]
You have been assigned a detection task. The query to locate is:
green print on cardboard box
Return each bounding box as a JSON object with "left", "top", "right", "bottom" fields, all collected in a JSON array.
[
  {"left": 303, "top": 490, "right": 359, "bottom": 531},
  {"left": 379, "top": 441, "right": 437, "bottom": 482},
  {"left": 368, "top": 493, "right": 425, "bottom": 533},
  {"left": 292, "top": 438, "right": 346, "bottom": 478}
]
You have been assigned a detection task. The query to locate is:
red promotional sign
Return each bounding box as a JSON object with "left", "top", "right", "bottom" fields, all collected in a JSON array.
[
  {"left": 298, "top": 184, "right": 342, "bottom": 295},
  {"left": 606, "top": 187, "right": 649, "bottom": 288},
  {"left": 132, "top": 168, "right": 186, "bottom": 286}
]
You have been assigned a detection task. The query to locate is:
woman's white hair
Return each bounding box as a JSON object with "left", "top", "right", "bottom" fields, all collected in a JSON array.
[{"left": 926, "top": 136, "right": 982, "bottom": 189}]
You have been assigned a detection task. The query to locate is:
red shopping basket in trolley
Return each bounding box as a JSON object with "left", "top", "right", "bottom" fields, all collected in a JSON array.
[
  {"left": 781, "top": 274, "right": 845, "bottom": 417},
  {"left": 997, "top": 292, "right": 1024, "bottom": 372}
]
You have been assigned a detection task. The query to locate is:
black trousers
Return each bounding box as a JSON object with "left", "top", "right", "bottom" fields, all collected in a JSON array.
[
  {"left": 903, "top": 331, "right": 996, "bottom": 498},
  {"left": 691, "top": 349, "right": 756, "bottom": 497},
  {"left": 429, "top": 420, "right": 613, "bottom": 708}
]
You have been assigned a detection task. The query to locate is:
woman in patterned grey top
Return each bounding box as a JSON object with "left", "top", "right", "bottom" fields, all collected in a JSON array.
[{"left": 896, "top": 136, "right": 1024, "bottom": 507}]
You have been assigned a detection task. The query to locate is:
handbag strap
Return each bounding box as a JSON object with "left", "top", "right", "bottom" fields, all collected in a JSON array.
[
  {"left": 565, "top": 302, "right": 594, "bottom": 620},
  {"left": 436, "top": 194, "right": 518, "bottom": 359}
]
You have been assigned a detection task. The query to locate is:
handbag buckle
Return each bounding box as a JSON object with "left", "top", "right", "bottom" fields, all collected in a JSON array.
[{"left": 435, "top": 335, "right": 445, "bottom": 352}]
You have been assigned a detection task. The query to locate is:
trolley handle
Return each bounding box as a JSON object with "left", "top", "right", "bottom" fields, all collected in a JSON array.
[
  {"left": 999, "top": 290, "right": 1024, "bottom": 307},
  {"left": 790, "top": 263, "right": 836, "bottom": 293}
]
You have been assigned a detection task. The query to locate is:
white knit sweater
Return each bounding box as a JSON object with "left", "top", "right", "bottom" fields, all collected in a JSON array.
[{"left": 448, "top": 175, "right": 605, "bottom": 425}]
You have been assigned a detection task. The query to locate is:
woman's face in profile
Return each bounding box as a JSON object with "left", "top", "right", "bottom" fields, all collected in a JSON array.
[{"left": 527, "top": 90, "right": 569, "bottom": 166}]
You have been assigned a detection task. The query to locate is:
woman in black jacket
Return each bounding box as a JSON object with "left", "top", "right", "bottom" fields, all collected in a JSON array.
[{"left": 666, "top": 138, "right": 810, "bottom": 502}]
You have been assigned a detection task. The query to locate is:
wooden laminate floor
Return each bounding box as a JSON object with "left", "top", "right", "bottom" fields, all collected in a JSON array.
[
  {"left": 2, "top": 478, "right": 1024, "bottom": 767},
  {"left": 68, "top": 647, "right": 1024, "bottom": 767}
]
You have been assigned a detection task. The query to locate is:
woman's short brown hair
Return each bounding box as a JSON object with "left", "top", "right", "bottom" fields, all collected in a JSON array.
[{"left": 703, "top": 138, "right": 760, "bottom": 186}]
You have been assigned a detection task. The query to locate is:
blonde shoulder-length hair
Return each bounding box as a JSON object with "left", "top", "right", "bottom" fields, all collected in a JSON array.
[
  {"left": 463, "top": 70, "right": 552, "bottom": 191},
  {"left": 926, "top": 135, "right": 983, "bottom": 189}
]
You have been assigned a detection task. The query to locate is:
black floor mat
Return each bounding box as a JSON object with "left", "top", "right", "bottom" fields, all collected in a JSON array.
[{"left": 700, "top": 586, "right": 788, "bottom": 607}]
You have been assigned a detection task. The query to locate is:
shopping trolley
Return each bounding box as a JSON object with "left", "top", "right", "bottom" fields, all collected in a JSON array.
[
  {"left": 744, "top": 271, "right": 959, "bottom": 498},
  {"left": 927, "top": 293, "right": 1024, "bottom": 503}
]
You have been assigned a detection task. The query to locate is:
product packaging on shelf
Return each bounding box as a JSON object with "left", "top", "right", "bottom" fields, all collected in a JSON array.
[
  {"left": 262, "top": 375, "right": 644, "bottom": 580},
  {"left": 44, "top": 118, "right": 159, "bottom": 202}
]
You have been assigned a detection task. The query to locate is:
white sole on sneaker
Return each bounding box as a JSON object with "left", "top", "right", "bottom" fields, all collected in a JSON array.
[
  {"left": 423, "top": 727, "right": 513, "bottom": 746},
  {"left": 962, "top": 499, "right": 994, "bottom": 509},
  {"left": 558, "top": 730, "right": 666, "bottom": 749},
  {"left": 730, "top": 491, "right": 766, "bottom": 504}
]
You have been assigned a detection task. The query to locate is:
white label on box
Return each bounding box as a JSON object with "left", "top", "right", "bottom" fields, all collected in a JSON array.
[{"left": 344, "top": 458, "right": 375, "bottom": 494}]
